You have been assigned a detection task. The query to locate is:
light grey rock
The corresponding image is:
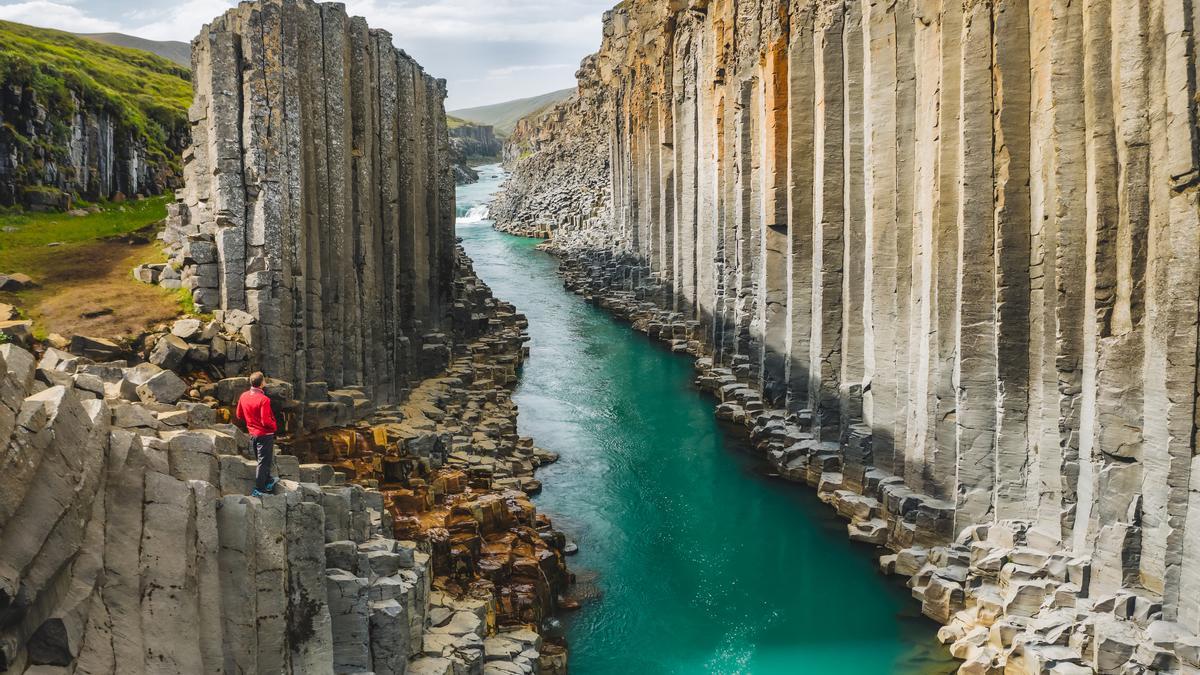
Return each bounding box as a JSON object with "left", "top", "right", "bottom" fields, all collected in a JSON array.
[
  {"left": 326, "top": 569, "right": 371, "bottom": 672},
  {"left": 369, "top": 599, "right": 409, "bottom": 674},
  {"left": 171, "top": 318, "right": 204, "bottom": 340}
]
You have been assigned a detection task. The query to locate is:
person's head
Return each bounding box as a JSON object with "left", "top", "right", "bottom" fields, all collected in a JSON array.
[{"left": 249, "top": 371, "right": 265, "bottom": 388}]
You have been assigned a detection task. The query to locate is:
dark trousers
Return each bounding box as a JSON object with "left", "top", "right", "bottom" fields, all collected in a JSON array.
[{"left": 252, "top": 434, "right": 275, "bottom": 491}]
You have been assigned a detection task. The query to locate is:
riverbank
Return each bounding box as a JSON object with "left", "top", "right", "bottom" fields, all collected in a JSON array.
[
  {"left": 505, "top": 229, "right": 1192, "bottom": 673},
  {"left": 263, "top": 226, "right": 579, "bottom": 673},
  {"left": 465, "top": 165, "right": 956, "bottom": 674}
]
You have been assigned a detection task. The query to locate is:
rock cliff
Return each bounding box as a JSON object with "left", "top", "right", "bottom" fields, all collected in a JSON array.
[
  {"left": 0, "top": 265, "right": 553, "bottom": 674},
  {"left": 450, "top": 123, "right": 503, "bottom": 186},
  {"left": 1, "top": 1, "right": 576, "bottom": 673},
  {"left": 494, "top": 0, "right": 1200, "bottom": 671},
  {"left": 0, "top": 21, "right": 190, "bottom": 208},
  {"left": 164, "top": 0, "right": 458, "bottom": 404}
]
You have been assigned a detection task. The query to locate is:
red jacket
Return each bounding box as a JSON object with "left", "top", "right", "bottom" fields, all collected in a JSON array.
[{"left": 236, "top": 387, "right": 278, "bottom": 436}]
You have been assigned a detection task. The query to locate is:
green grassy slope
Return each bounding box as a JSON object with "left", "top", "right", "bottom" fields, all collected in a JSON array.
[
  {"left": 73, "top": 32, "right": 191, "bottom": 68},
  {"left": 0, "top": 20, "right": 191, "bottom": 170},
  {"left": 449, "top": 88, "right": 575, "bottom": 136}
]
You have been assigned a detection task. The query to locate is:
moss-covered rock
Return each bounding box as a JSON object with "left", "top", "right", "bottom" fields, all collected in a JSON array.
[{"left": 0, "top": 20, "right": 190, "bottom": 208}]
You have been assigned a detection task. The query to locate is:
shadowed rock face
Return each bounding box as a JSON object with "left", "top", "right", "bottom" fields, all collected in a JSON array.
[
  {"left": 495, "top": 0, "right": 1200, "bottom": 670},
  {"left": 165, "top": 0, "right": 457, "bottom": 404},
  {"left": 0, "top": 89, "right": 182, "bottom": 208},
  {"left": 450, "top": 124, "right": 502, "bottom": 185}
]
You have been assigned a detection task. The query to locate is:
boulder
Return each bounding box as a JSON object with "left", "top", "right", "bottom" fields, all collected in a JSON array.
[
  {"left": 136, "top": 370, "right": 188, "bottom": 404},
  {"left": 222, "top": 308, "right": 255, "bottom": 331},
  {"left": 110, "top": 402, "right": 160, "bottom": 429},
  {"left": 171, "top": 318, "right": 203, "bottom": 340},
  {"left": 38, "top": 348, "right": 83, "bottom": 373},
  {"left": 72, "top": 373, "right": 106, "bottom": 397},
  {"left": 150, "top": 335, "right": 190, "bottom": 371},
  {"left": 69, "top": 335, "right": 126, "bottom": 361},
  {"left": 0, "top": 273, "right": 34, "bottom": 291},
  {"left": 0, "top": 320, "right": 34, "bottom": 347},
  {"left": 216, "top": 377, "right": 250, "bottom": 405}
]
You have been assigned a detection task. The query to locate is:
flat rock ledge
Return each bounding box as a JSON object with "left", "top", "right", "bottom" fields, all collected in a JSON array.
[{"left": 0, "top": 249, "right": 566, "bottom": 674}]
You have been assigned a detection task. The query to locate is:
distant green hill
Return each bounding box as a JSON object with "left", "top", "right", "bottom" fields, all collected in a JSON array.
[
  {"left": 449, "top": 88, "right": 574, "bottom": 137},
  {"left": 73, "top": 32, "right": 191, "bottom": 68},
  {"left": 0, "top": 20, "right": 190, "bottom": 205}
]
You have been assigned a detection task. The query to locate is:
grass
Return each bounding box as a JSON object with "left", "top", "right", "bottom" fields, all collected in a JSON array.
[
  {"left": 448, "top": 87, "right": 574, "bottom": 136},
  {"left": 0, "top": 20, "right": 190, "bottom": 191},
  {"left": 0, "top": 196, "right": 184, "bottom": 339},
  {"left": 0, "top": 196, "right": 170, "bottom": 268}
]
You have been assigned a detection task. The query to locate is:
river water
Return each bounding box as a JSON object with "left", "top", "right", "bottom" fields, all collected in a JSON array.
[{"left": 456, "top": 166, "right": 955, "bottom": 675}]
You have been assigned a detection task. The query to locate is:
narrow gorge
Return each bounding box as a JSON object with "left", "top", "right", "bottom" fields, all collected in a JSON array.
[
  {"left": 492, "top": 0, "right": 1200, "bottom": 672},
  {"left": 2, "top": 0, "right": 1199, "bottom": 671}
]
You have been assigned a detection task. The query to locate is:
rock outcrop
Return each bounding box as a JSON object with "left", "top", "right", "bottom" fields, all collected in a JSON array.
[
  {"left": 0, "top": 332, "right": 548, "bottom": 675},
  {"left": 0, "top": 81, "right": 183, "bottom": 209},
  {"left": 495, "top": 0, "right": 1200, "bottom": 671},
  {"left": 163, "top": 0, "right": 457, "bottom": 404},
  {"left": 0, "top": 1, "right": 573, "bottom": 672},
  {"left": 450, "top": 123, "right": 503, "bottom": 184},
  {"left": 1, "top": 199, "right": 559, "bottom": 675},
  {"left": 0, "top": 22, "right": 189, "bottom": 208}
]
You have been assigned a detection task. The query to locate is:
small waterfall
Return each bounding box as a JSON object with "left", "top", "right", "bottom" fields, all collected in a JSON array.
[{"left": 456, "top": 203, "right": 490, "bottom": 224}]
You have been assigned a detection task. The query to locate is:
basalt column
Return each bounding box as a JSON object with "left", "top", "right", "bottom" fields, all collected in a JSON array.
[
  {"left": 494, "top": 0, "right": 1200, "bottom": 668},
  {"left": 166, "top": 0, "right": 456, "bottom": 402}
]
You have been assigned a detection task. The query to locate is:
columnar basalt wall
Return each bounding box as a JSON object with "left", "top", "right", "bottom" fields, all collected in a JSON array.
[
  {"left": 494, "top": 0, "right": 1200, "bottom": 670},
  {"left": 165, "top": 0, "right": 457, "bottom": 403}
]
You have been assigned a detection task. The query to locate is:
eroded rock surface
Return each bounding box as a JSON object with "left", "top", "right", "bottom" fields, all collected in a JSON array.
[
  {"left": 0, "top": 243, "right": 554, "bottom": 674},
  {"left": 1, "top": 0, "right": 566, "bottom": 672},
  {"left": 494, "top": 0, "right": 1200, "bottom": 671},
  {"left": 162, "top": 0, "right": 458, "bottom": 403}
]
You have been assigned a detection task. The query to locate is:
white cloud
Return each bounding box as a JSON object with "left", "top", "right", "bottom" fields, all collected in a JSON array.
[
  {"left": 122, "top": 0, "right": 235, "bottom": 41},
  {"left": 0, "top": 0, "right": 120, "bottom": 33},
  {"left": 486, "top": 63, "right": 573, "bottom": 78},
  {"left": 0, "top": 0, "right": 609, "bottom": 109},
  {"left": 342, "top": 0, "right": 602, "bottom": 45}
]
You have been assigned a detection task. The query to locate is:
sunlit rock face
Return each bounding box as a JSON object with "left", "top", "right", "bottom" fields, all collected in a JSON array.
[
  {"left": 165, "top": 0, "right": 458, "bottom": 403},
  {"left": 0, "top": 2, "right": 558, "bottom": 674},
  {"left": 494, "top": 0, "right": 1200, "bottom": 670}
]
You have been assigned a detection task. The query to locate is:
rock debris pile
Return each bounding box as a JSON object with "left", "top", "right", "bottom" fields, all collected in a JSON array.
[{"left": 493, "top": 0, "right": 1200, "bottom": 671}]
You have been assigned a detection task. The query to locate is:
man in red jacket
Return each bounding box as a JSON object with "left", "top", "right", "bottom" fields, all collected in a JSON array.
[{"left": 235, "top": 371, "right": 278, "bottom": 496}]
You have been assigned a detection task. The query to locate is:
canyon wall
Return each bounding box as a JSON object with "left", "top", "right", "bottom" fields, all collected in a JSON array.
[
  {"left": 165, "top": 0, "right": 457, "bottom": 403},
  {"left": 0, "top": 83, "right": 185, "bottom": 209},
  {"left": 1, "top": 2, "right": 561, "bottom": 672},
  {"left": 0, "top": 22, "right": 190, "bottom": 209},
  {"left": 449, "top": 123, "right": 502, "bottom": 184},
  {"left": 494, "top": 0, "right": 1200, "bottom": 670}
]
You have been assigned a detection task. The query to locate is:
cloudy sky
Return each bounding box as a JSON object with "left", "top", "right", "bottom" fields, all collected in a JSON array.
[{"left": 0, "top": 0, "right": 614, "bottom": 109}]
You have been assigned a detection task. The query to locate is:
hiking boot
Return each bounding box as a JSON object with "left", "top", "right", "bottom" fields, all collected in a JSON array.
[
  {"left": 265, "top": 478, "right": 278, "bottom": 492},
  {"left": 251, "top": 489, "right": 265, "bottom": 498}
]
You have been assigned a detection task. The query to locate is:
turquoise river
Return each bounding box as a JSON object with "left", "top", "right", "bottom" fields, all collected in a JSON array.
[{"left": 456, "top": 166, "right": 956, "bottom": 675}]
